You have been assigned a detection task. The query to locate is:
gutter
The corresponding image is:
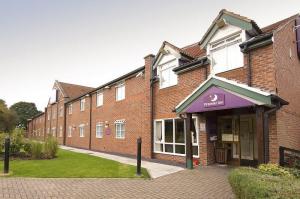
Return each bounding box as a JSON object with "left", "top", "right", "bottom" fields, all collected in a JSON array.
[
  {"left": 240, "top": 33, "right": 273, "bottom": 53},
  {"left": 150, "top": 67, "right": 155, "bottom": 159}
]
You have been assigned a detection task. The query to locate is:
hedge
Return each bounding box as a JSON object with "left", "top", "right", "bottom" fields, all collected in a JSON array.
[{"left": 229, "top": 167, "right": 300, "bottom": 199}]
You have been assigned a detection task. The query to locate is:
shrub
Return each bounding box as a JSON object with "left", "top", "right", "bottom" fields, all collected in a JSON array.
[
  {"left": 0, "top": 133, "right": 6, "bottom": 152},
  {"left": 229, "top": 167, "right": 300, "bottom": 199},
  {"left": 9, "top": 128, "right": 24, "bottom": 154},
  {"left": 23, "top": 141, "right": 32, "bottom": 155},
  {"left": 43, "top": 136, "right": 58, "bottom": 159},
  {"left": 31, "top": 141, "right": 43, "bottom": 159},
  {"left": 259, "top": 163, "right": 292, "bottom": 177}
]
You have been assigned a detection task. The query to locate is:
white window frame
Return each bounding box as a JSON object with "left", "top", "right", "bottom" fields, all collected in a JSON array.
[
  {"left": 153, "top": 117, "right": 199, "bottom": 157},
  {"left": 96, "top": 123, "right": 104, "bottom": 138},
  {"left": 115, "top": 121, "right": 125, "bottom": 139},
  {"left": 68, "top": 126, "right": 72, "bottom": 137},
  {"left": 96, "top": 92, "right": 103, "bottom": 107},
  {"left": 116, "top": 83, "right": 125, "bottom": 101},
  {"left": 158, "top": 59, "right": 178, "bottom": 89},
  {"left": 80, "top": 98, "right": 85, "bottom": 111},
  {"left": 209, "top": 31, "right": 244, "bottom": 74},
  {"left": 79, "top": 124, "right": 85, "bottom": 137},
  {"left": 59, "top": 126, "right": 63, "bottom": 137},
  {"left": 52, "top": 127, "right": 56, "bottom": 137},
  {"left": 68, "top": 104, "right": 73, "bottom": 115}
]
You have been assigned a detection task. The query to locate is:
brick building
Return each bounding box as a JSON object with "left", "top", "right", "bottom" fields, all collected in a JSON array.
[{"left": 28, "top": 10, "right": 300, "bottom": 167}]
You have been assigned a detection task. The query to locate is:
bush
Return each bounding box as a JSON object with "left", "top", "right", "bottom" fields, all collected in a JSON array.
[
  {"left": 43, "top": 136, "right": 58, "bottom": 159},
  {"left": 9, "top": 128, "right": 24, "bottom": 154},
  {"left": 259, "top": 163, "right": 292, "bottom": 177},
  {"left": 229, "top": 167, "right": 300, "bottom": 199},
  {"left": 23, "top": 141, "right": 32, "bottom": 155},
  {"left": 0, "top": 133, "right": 6, "bottom": 152},
  {"left": 31, "top": 141, "right": 43, "bottom": 159}
]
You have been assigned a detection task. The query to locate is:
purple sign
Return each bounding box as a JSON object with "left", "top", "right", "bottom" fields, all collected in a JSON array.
[
  {"left": 185, "top": 86, "right": 254, "bottom": 113},
  {"left": 203, "top": 93, "right": 225, "bottom": 108},
  {"left": 105, "top": 128, "right": 111, "bottom": 135}
]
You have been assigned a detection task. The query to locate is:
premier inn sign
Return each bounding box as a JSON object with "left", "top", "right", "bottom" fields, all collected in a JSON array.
[{"left": 203, "top": 93, "right": 225, "bottom": 108}]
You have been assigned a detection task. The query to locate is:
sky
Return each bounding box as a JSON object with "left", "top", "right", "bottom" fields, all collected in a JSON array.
[{"left": 0, "top": 0, "right": 300, "bottom": 110}]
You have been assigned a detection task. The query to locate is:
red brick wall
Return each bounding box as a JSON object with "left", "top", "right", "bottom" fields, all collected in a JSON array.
[
  {"left": 65, "top": 96, "right": 91, "bottom": 149},
  {"left": 273, "top": 18, "right": 300, "bottom": 154}
]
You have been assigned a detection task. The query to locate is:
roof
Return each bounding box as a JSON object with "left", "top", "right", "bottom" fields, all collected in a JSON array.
[
  {"left": 163, "top": 41, "right": 196, "bottom": 59},
  {"left": 181, "top": 42, "right": 206, "bottom": 58},
  {"left": 175, "top": 75, "right": 288, "bottom": 113},
  {"left": 262, "top": 14, "right": 299, "bottom": 33},
  {"left": 56, "top": 81, "right": 95, "bottom": 100}
]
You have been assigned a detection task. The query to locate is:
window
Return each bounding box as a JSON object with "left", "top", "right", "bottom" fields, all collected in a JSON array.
[
  {"left": 115, "top": 121, "right": 125, "bottom": 139},
  {"left": 116, "top": 83, "right": 125, "bottom": 101},
  {"left": 68, "top": 104, "right": 72, "bottom": 115},
  {"left": 96, "top": 92, "right": 103, "bottom": 107},
  {"left": 68, "top": 126, "right": 72, "bottom": 137},
  {"left": 96, "top": 123, "right": 104, "bottom": 138},
  {"left": 59, "top": 106, "right": 63, "bottom": 117},
  {"left": 59, "top": 126, "right": 63, "bottom": 137},
  {"left": 209, "top": 32, "right": 244, "bottom": 74},
  {"left": 52, "top": 127, "right": 56, "bottom": 137},
  {"left": 47, "top": 112, "right": 50, "bottom": 120},
  {"left": 158, "top": 60, "right": 178, "bottom": 88},
  {"left": 52, "top": 110, "right": 56, "bottom": 119},
  {"left": 154, "top": 117, "right": 199, "bottom": 157},
  {"left": 79, "top": 124, "right": 85, "bottom": 137},
  {"left": 80, "top": 99, "right": 85, "bottom": 111}
]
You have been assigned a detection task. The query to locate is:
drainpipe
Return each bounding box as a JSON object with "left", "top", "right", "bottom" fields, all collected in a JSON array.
[
  {"left": 44, "top": 108, "right": 47, "bottom": 141},
  {"left": 88, "top": 94, "right": 92, "bottom": 150},
  {"left": 247, "top": 51, "right": 252, "bottom": 86},
  {"left": 263, "top": 102, "right": 281, "bottom": 163},
  {"left": 150, "top": 72, "right": 155, "bottom": 159},
  {"left": 63, "top": 103, "right": 67, "bottom": 145}
]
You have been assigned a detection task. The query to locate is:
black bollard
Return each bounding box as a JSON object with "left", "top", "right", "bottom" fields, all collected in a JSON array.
[
  {"left": 4, "top": 138, "right": 10, "bottom": 174},
  {"left": 136, "top": 137, "right": 142, "bottom": 176}
]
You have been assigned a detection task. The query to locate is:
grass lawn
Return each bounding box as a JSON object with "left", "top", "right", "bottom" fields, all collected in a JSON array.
[{"left": 0, "top": 149, "right": 149, "bottom": 178}]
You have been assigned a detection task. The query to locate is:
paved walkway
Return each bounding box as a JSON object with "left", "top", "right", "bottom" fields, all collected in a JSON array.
[
  {"left": 60, "top": 145, "right": 184, "bottom": 179},
  {"left": 0, "top": 166, "right": 234, "bottom": 199}
]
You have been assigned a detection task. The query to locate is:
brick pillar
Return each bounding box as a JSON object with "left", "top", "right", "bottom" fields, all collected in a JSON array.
[
  {"left": 268, "top": 113, "right": 279, "bottom": 163},
  {"left": 142, "top": 54, "right": 155, "bottom": 159},
  {"left": 199, "top": 115, "right": 215, "bottom": 166}
]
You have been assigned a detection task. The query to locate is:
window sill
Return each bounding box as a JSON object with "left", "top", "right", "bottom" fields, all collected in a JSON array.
[
  {"left": 159, "top": 84, "right": 178, "bottom": 90},
  {"left": 96, "top": 136, "right": 103, "bottom": 139},
  {"left": 115, "top": 137, "right": 125, "bottom": 140}
]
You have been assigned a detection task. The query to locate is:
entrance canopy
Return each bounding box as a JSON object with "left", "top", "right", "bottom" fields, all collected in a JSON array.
[{"left": 175, "top": 76, "right": 288, "bottom": 114}]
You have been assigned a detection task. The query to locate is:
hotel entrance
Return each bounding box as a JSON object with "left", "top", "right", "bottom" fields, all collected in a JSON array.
[{"left": 216, "top": 114, "right": 257, "bottom": 166}]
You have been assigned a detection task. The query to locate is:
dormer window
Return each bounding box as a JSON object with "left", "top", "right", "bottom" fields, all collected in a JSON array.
[
  {"left": 209, "top": 32, "right": 244, "bottom": 74},
  {"left": 158, "top": 59, "right": 178, "bottom": 89}
]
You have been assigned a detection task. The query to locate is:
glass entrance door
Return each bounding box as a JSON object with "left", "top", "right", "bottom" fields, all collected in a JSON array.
[{"left": 240, "top": 116, "right": 255, "bottom": 160}]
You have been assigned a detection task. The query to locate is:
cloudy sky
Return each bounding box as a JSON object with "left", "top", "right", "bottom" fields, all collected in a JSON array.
[{"left": 0, "top": 0, "right": 299, "bottom": 110}]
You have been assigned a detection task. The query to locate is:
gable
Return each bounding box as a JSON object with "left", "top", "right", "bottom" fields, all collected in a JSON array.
[
  {"left": 200, "top": 10, "right": 261, "bottom": 49},
  {"left": 210, "top": 24, "right": 242, "bottom": 43}
]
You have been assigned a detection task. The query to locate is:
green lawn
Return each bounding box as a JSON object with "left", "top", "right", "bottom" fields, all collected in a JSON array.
[{"left": 0, "top": 149, "right": 149, "bottom": 178}]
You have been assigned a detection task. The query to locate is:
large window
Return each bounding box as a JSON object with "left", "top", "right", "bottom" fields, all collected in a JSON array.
[
  {"left": 96, "top": 92, "right": 103, "bottom": 107},
  {"left": 116, "top": 83, "right": 125, "bottom": 101},
  {"left": 158, "top": 60, "right": 178, "bottom": 89},
  {"left": 80, "top": 98, "right": 85, "bottom": 111},
  {"left": 96, "top": 123, "right": 104, "bottom": 138},
  {"left": 209, "top": 32, "right": 244, "bottom": 74},
  {"left": 154, "top": 117, "right": 199, "bottom": 157},
  {"left": 115, "top": 121, "right": 125, "bottom": 139},
  {"left": 79, "top": 124, "right": 85, "bottom": 137}
]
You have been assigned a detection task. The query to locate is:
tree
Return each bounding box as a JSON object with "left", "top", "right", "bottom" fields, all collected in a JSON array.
[
  {"left": 10, "top": 102, "right": 42, "bottom": 129},
  {"left": 0, "top": 99, "right": 17, "bottom": 132}
]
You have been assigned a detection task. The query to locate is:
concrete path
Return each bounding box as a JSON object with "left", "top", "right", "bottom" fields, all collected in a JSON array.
[
  {"left": 60, "top": 145, "right": 184, "bottom": 179},
  {"left": 0, "top": 166, "right": 234, "bottom": 199}
]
